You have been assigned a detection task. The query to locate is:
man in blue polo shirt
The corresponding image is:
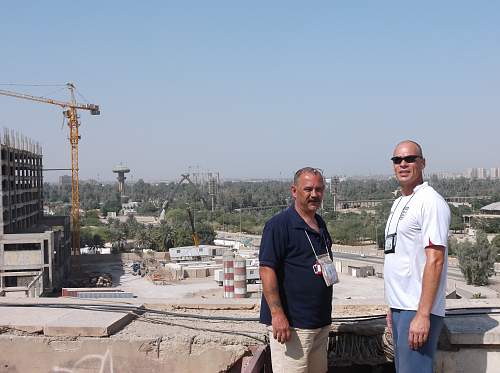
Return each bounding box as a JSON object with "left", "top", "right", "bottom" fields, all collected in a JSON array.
[{"left": 259, "top": 167, "right": 334, "bottom": 373}]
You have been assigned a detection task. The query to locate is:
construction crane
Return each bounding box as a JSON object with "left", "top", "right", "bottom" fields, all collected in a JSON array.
[
  {"left": 158, "top": 173, "right": 209, "bottom": 221},
  {"left": 186, "top": 206, "right": 200, "bottom": 247},
  {"left": 0, "top": 83, "right": 100, "bottom": 259}
]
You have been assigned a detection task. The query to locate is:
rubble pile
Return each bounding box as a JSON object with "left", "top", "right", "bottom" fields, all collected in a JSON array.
[
  {"left": 66, "top": 272, "right": 113, "bottom": 288},
  {"left": 89, "top": 272, "right": 113, "bottom": 287}
]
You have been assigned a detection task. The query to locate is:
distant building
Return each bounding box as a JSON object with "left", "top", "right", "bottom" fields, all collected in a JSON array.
[
  {"left": 480, "top": 202, "right": 500, "bottom": 215},
  {"left": 169, "top": 245, "right": 226, "bottom": 262},
  {"left": 477, "top": 168, "right": 487, "bottom": 179},
  {"left": 465, "top": 168, "right": 476, "bottom": 179},
  {"left": 0, "top": 130, "right": 71, "bottom": 296},
  {"left": 491, "top": 168, "right": 500, "bottom": 180},
  {"left": 122, "top": 201, "right": 139, "bottom": 216},
  {"left": 466, "top": 167, "right": 488, "bottom": 179},
  {"left": 58, "top": 175, "right": 72, "bottom": 186}
]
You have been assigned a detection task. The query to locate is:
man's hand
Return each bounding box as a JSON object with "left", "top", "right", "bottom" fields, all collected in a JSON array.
[
  {"left": 408, "top": 312, "right": 430, "bottom": 350},
  {"left": 272, "top": 311, "right": 291, "bottom": 344},
  {"left": 386, "top": 309, "right": 393, "bottom": 335},
  {"left": 260, "top": 266, "right": 291, "bottom": 344}
]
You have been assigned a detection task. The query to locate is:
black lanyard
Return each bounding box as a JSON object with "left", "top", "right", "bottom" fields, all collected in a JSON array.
[{"left": 385, "top": 188, "right": 422, "bottom": 237}]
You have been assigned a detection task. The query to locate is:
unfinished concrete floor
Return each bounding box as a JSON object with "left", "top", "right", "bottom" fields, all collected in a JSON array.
[{"left": 1, "top": 257, "right": 498, "bottom": 372}]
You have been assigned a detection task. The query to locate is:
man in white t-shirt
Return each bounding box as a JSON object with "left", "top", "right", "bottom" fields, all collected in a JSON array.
[{"left": 384, "top": 140, "right": 450, "bottom": 373}]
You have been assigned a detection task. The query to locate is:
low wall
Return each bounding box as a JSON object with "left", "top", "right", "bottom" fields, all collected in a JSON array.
[{"left": 0, "top": 335, "right": 248, "bottom": 373}]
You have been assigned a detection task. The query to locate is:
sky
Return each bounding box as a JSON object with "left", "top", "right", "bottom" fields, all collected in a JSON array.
[{"left": 0, "top": 1, "right": 499, "bottom": 182}]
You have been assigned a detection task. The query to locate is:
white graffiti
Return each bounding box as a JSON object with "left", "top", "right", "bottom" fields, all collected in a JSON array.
[{"left": 51, "top": 349, "right": 114, "bottom": 373}]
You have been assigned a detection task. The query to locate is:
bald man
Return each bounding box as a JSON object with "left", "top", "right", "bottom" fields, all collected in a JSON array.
[{"left": 384, "top": 140, "right": 450, "bottom": 373}]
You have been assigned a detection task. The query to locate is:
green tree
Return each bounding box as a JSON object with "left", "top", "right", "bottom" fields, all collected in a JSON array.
[
  {"left": 81, "top": 209, "right": 102, "bottom": 226},
  {"left": 172, "top": 225, "right": 196, "bottom": 247},
  {"left": 196, "top": 222, "right": 216, "bottom": 244},
  {"left": 456, "top": 231, "right": 498, "bottom": 285},
  {"left": 101, "top": 193, "right": 122, "bottom": 216},
  {"left": 108, "top": 224, "right": 126, "bottom": 252},
  {"left": 134, "top": 225, "right": 157, "bottom": 250},
  {"left": 491, "top": 234, "right": 500, "bottom": 249}
]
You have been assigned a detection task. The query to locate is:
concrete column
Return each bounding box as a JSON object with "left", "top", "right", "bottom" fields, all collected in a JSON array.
[
  {"left": 223, "top": 250, "right": 235, "bottom": 298},
  {"left": 233, "top": 255, "right": 247, "bottom": 298}
]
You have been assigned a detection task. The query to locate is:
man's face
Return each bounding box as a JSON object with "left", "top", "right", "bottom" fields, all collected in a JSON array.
[
  {"left": 392, "top": 142, "right": 425, "bottom": 189},
  {"left": 291, "top": 172, "right": 325, "bottom": 213}
]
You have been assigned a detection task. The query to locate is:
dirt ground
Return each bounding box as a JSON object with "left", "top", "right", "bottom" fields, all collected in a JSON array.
[{"left": 84, "top": 259, "right": 388, "bottom": 319}]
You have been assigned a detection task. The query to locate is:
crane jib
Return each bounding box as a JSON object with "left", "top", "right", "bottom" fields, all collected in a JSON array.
[{"left": 0, "top": 83, "right": 100, "bottom": 263}]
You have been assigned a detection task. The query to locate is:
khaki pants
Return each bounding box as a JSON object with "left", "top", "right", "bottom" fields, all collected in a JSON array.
[{"left": 268, "top": 325, "right": 330, "bottom": 373}]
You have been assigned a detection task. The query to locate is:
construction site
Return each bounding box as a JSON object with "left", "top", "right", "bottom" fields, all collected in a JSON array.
[{"left": 0, "top": 85, "right": 500, "bottom": 373}]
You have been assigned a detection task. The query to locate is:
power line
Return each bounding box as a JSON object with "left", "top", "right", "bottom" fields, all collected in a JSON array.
[{"left": 0, "top": 83, "right": 66, "bottom": 87}]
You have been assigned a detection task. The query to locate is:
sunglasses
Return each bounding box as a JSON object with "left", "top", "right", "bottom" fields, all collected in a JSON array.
[{"left": 391, "top": 155, "right": 422, "bottom": 164}]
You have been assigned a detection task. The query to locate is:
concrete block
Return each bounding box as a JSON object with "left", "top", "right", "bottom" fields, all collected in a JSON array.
[
  {"left": 195, "top": 268, "right": 208, "bottom": 278},
  {"left": 436, "top": 348, "right": 500, "bottom": 373},
  {"left": 77, "top": 291, "right": 134, "bottom": 299},
  {"left": 62, "top": 287, "right": 122, "bottom": 297},
  {"left": 443, "top": 314, "right": 500, "bottom": 345},
  {"left": 0, "top": 306, "right": 68, "bottom": 333},
  {"left": 43, "top": 309, "right": 136, "bottom": 337}
]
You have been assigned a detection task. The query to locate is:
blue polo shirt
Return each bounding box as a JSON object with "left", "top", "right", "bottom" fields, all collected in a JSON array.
[{"left": 259, "top": 206, "right": 333, "bottom": 329}]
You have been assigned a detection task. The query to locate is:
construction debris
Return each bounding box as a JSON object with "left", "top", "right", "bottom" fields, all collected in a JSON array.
[{"left": 66, "top": 272, "right": 113, "bottom": 288}]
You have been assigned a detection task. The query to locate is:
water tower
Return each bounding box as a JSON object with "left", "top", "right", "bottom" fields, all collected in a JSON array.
[{"left": 112, "top": 164, "right": 130, "bottom": 195}]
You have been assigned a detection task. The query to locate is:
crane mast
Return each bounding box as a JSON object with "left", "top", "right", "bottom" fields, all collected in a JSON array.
[{"left": 0, "top": 83, "right": 100, "bottom": 260}]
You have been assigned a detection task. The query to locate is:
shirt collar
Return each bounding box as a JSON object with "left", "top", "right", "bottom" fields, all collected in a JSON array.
[
  {"left": 413, "top": 182, "right": 428, "bottom": 192},
  {"left": 288, "top": 205, "right": 325, "bottom": 234}
]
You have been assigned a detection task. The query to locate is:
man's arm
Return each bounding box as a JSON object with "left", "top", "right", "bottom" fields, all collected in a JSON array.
[
  {"left": 408, "top": 246, "right": 445, "bottom": 350},
  {"left": 260, "top": 266, "right": 290, "bottom": 344}
]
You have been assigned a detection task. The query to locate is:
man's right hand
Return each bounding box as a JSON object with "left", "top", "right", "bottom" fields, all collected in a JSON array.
[{"left": 272, "top": 311, "right": 291, "bottom": 344}]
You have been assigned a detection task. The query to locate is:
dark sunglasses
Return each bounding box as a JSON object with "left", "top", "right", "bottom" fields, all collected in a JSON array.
[{"left": 391, "top": 155, "right": 422, "bottom": 164}]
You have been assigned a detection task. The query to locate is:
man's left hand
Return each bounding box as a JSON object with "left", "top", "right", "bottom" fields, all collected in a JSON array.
[{"left": 408, "top": 312, "right": 430, "bottom": 350}]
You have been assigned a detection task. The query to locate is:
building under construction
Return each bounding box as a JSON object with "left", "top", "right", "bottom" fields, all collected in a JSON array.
[{"left": 0, "top": 130, "right": 70, "bottom": 296}]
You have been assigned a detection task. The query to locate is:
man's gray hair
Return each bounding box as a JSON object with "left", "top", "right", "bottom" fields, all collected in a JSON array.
[{"left": 293, "top": 167, "right": 324, "bottom": 185}]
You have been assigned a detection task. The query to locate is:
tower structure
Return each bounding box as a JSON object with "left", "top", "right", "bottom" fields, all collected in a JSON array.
[
  {"left": 331, "top": 176, "right": 339, "bottom": 213},
  {"left": 112, "top": 164, "right": 130, "bottom": 195}
]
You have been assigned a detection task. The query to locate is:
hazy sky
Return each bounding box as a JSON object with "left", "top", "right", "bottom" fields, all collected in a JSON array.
[{"left": 1, "top": 1, "right": 499, "bottom": 182}]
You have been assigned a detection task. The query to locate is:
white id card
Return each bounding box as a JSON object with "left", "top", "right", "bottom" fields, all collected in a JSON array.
[
  {"left": 385, "top": 233, "right": 396, "bottom": 254},
  {"left": 317, "top": 253, "right": 339, "bottom": 287}
]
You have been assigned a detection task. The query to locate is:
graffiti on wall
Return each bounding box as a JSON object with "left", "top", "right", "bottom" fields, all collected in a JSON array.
[{"left": 51, "top": 349, "right": 113, "bottom": 373}]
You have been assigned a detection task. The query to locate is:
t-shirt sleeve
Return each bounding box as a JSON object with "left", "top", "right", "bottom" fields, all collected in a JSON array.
[
  {"left": 259, "top": 220, "right": 286, "bottom": 269},
  {"left": 421, "top": 195, "right": 451, "bottom": 249}
]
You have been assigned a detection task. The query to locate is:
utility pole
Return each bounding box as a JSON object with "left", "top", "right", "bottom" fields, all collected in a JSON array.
[{"left": 332, "top": 176, "right": 339, "bottom": 213}]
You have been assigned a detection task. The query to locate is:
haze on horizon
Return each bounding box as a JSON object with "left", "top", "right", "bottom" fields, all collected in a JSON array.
[{"left": 0, "top": 1, "right": 499, "bottom": 182}]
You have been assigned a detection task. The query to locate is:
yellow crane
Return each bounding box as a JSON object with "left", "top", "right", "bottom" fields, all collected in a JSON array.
[{"left": 0, "top": 83, "right": 100, "bottom": 258}]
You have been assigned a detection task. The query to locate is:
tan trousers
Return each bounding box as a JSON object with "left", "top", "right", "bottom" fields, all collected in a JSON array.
[{"left": 268, "top": 325, "right": 330, "bottom": 373}]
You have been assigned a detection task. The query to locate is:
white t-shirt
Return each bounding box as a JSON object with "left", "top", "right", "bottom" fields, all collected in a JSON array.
[{"left": 384, "top": 182, "right": 450, "bottom": 316}]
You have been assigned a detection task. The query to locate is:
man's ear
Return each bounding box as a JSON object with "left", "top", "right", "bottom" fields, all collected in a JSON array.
[{"left": 291, "top": 184, "right": 297, "bottom": 199}]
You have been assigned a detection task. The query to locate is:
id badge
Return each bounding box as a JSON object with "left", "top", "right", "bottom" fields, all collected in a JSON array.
[
  {"left": 385, "top": 233, "right": 397, "bottom": 254},
  {"left": 317, "top": 253, "right": 339, "bottom": 287}
]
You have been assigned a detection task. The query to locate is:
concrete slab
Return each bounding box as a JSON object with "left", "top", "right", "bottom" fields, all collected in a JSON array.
[
  {"left": 43, "top": 308, "right": 136, "bottom": 337},
  {"left": 444, "top": 314, "right": 500, "bottom": 345},
  {"left": 0, "top": 299, "right": 143, "bottom": 337},
  {"left": 0, "top": 306, "right": 68, "bottom": 333}
]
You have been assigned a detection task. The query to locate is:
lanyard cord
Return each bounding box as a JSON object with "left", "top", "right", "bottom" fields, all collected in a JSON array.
[
  {"left": 385, "top": 185, "right": 426, "bottom": 237},
  {"left": 385, "top": 197, "right": 403, "bottom": 238},
  {"left": 305, "top": 230, "right": 330, "bottom": 260},
  {"left": 305, "top": 231, "right": 319, "bottom": 258}
]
